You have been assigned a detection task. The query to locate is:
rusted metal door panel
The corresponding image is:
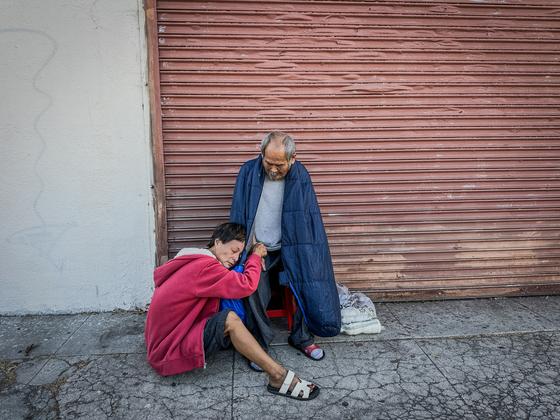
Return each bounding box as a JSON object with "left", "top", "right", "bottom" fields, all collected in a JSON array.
[{"left": 151, "top": 0, "right": 560, "bottom": 299}]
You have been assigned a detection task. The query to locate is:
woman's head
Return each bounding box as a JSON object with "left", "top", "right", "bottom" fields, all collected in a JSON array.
[{"left": 207, "top": 222, "right": 247, "bottom": 269}]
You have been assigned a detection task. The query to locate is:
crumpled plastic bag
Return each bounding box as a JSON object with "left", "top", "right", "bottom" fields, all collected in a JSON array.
[{"left": 337, "top": 283, "right": 384, "bottom": 335}]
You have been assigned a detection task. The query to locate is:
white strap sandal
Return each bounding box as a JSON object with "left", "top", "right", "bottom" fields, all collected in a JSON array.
[{"left": 267, "top": 370, "right": 320, "bottom": 401}]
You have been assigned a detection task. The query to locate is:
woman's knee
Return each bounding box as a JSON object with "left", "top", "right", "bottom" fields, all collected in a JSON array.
[{"left": 224, "top": 310, "right": 243, "bottom": 332}]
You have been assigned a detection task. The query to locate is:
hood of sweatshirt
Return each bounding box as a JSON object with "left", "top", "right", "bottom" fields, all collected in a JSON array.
[{"left": 153, "top": 248, "right": 216, "bottom": 288}]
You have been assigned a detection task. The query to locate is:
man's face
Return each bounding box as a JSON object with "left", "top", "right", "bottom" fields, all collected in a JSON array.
[{"left": 262, "top": 144, "right": 296, "bottom": 181}]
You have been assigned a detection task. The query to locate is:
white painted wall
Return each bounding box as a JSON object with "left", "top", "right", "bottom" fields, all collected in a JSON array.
[{"left": 0, "top": 0, "right": 156, "bottom": 314}]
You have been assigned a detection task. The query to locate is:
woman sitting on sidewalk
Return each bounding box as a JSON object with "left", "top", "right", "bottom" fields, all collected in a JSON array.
[{"left": 144, "top": 222, "right": 319, "bottom": 401}]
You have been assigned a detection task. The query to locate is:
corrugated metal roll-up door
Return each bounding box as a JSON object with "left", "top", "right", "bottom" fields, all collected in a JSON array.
[{"left": 147, "top": 0, "right": 560, "bottom": 299}]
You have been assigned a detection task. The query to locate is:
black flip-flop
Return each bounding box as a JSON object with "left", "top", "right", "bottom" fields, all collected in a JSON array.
[
  {"left": 267, "top": 370, "right": 320, "bottom": 401},
  {"left": 288, "top": 337, "right": 325, "bottom": 361}
]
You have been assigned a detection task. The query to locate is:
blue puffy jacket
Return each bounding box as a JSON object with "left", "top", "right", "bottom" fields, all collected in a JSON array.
[{"left": 230, "top": 157, "right": 341, "bottom": 337}]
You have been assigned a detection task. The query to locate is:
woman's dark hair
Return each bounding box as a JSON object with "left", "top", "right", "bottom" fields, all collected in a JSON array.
[{"left": 207, "top": 222, "right": 247, "bottom": 248}]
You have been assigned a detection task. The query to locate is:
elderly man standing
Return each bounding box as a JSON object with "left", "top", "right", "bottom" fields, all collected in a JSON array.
[{"left": 230, "top": 131, "right": 341, "bottom": 371}]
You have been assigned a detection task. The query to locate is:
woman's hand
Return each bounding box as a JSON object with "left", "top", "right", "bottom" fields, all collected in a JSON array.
[
  {"left": 249, "top": 242, "right": 267, "bottom": 259},
  {"left": 249, "top": 242, "right": 267, "bottom": 270}
]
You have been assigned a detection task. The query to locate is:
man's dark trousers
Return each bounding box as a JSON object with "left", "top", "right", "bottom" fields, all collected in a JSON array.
[{"left": 243, "top": 250, "right": 314, "bottom": 352}]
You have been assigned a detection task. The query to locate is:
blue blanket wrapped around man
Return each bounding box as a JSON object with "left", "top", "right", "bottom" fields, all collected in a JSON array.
[{"left": 230, "top": 157, "right": 341, "bottom": 337}]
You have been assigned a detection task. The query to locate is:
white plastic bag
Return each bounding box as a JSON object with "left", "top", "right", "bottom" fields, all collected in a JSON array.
[{"left": 337, "top": 283, "right": 384, "bottom": 335}]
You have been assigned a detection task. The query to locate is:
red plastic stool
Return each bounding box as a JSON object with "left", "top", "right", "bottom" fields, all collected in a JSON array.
[{"left": 266, "top": 286, "right": 295, "bottom": 329}]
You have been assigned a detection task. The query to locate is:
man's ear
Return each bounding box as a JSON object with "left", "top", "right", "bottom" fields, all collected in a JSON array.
[{"left": 290, "top": 153, "right": 296, "bottom": 165}]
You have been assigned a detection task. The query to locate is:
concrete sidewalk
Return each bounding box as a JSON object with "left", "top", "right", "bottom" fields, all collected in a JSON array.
[{"left": 1, "top": 296, "right": 559, "bottom": 419}]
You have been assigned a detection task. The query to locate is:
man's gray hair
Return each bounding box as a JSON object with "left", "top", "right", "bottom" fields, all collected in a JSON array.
[{"left": 261, "top": 131, "right": 296, "bottom": 161}]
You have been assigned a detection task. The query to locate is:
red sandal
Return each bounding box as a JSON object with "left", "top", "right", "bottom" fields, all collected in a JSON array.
[{"left": 288, "top": 338, "right": 325, "bottom": 361}]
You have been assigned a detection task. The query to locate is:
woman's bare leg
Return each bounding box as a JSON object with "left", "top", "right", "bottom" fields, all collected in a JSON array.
[{"left": 223, "top": 311, "right": 313, "bottom": 392}]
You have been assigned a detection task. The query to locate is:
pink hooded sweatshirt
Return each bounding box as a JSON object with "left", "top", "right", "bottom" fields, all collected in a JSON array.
[{"left": 145, "top": 248, "right": 262, "bottom": 376}]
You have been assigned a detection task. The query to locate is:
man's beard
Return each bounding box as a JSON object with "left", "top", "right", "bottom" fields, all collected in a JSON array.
[
  {"left": 267, "top": 170, "right": 281, "bottom": 180},
  {"left": 267, "top": 165, "right": 289, "bottom": 180}
]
